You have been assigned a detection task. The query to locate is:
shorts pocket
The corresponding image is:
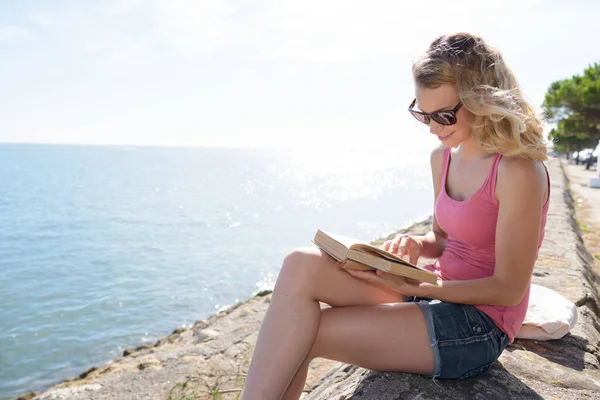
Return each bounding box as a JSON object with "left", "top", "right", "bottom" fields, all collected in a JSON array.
[
  {"left": 457, "top": 361, "right": 495, "bottom": 380},
  {"left": 462, "top": 306, "right": 488, "bottom": 335}
]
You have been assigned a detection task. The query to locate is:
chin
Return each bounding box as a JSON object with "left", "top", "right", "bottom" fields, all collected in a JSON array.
[
  {"left": 439, "top": 136, "right": 461, "bottom": 148},
  {"left": 444, "top": 132, "right": 465, "bottom": 148}
]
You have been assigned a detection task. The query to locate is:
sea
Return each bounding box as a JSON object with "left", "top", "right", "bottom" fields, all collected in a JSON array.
[{"left": 0, "top": 144, "right": 434, "bottom": 398}]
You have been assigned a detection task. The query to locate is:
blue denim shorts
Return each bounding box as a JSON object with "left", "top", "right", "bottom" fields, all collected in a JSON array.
[{"left": 407, "top": 297, "right": 509, "bottom": 380}]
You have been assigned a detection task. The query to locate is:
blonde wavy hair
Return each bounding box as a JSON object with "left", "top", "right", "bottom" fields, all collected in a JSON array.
[{"left": 412, "top": 33, "right": 547, "bottom": 161}]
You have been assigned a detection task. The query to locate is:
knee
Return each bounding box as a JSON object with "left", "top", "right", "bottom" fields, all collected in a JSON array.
[
  {"left": 278, "top": 247, "right": 319, "bottom": 286},
  {"left": 282, "top": 247, "right": 311, "bottom": 266}
]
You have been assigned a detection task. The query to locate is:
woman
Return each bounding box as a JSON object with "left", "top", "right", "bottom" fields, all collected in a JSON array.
[{"left": 240, "top": 32, "right": 550, "bottom": 400}]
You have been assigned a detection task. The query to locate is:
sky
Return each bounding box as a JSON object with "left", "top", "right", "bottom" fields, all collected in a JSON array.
[{"left": 1, "top": 0, "right": 599, "bottom": 151}]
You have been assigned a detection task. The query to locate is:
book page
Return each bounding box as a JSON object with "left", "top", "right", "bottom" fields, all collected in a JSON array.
[
  {"left": 351, "top": 244, "right": 420, "bottom": 269},
  {"left": 316, "top": 230, "right": 421, "bottom": 270},
  {"left": 313, "top": 229, "right": 429, "bottom": 272},
  {"left": 321, "top": 231, "right": 370, "bottom": 248}
]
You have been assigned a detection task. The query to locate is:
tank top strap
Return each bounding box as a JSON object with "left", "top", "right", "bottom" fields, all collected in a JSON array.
[
  {"left": 487, "top": 152, "right": 503, "bottom": 201},
  {"left": 440, "top": 147, "right": 451, "bottom": 187}
]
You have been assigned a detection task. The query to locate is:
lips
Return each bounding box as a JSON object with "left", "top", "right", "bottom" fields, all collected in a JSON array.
[{"left": 438, "top": 132, "right": 455, "bottom": 141}]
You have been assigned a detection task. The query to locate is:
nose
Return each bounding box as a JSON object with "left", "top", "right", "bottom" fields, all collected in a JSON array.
[{"left": 429, "top": 120, "right": 444, "bottom": 135}]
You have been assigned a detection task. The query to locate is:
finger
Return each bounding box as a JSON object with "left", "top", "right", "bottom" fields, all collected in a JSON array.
[
  {"left": 397, "top": 236, "right": 410, "bottom": 257},
  {"left": 408, "top": 245, "right": 420, "bottom": 265},
  {"left": 376, "top": 269, "right": 403, "bottom": 283},
  {"left": 337, "top": 260, "right": 347, "bottom": 268},
  {"left": 348, "top": 270, "right": 384, "bottom": 285},
  {"left": 382, "top": 240, "right": 391, "bottom": 251},
  {"left": 389, "top": 235, "right": 403, "bottom": 254},
  {"left": 373, "top": 269, "right": 404, "bottom": 287},
  {"left": 375, "top": 269, "right": 389, "bottom": 278},
  {"left": 375, "top": 271, "right": 411, "bottom": 294},
  {"left": 347, "top": 270, "right": 376, "bottom": 279}
]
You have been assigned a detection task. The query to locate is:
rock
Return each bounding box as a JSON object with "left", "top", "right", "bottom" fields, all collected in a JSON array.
[
  {"left": 35, "top": 384, "right": 102, "bottom": 400},
  {"left": 15, "top": 392, "right": 39, "bottom": 400},
  {"left": 255, "top": 289, "right": 273, "bottom": 297},
  {"left": 136, "top": 356, "right": 162, "bottom": 371}
]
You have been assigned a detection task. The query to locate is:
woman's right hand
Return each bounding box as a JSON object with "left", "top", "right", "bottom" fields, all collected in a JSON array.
[{"left": 382, "top": 234, "right": 423, "bottom": 265}]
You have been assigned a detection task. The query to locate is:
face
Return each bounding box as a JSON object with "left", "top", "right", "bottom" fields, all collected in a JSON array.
[{"left": 414, "top": 83, "right": 472, "bottom": 148}]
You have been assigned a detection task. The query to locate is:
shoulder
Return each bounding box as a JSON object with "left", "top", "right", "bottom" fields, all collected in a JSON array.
[
  {"left": 498, "top": 156, "right": 547, "bottom": 181},
  {"left": 430, "top": 145, "right": 446, "bottom": 170},
  {"left": 497, "top": 156, "right": 548, "bottom": 204}
]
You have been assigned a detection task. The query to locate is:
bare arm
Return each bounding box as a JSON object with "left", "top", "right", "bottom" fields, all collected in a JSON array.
[
  {"left": 414, "top": 146, "right": 448, "bottom": 259},
  {"left": 422, "top": 158, "right": 548, "bottom": 306}
]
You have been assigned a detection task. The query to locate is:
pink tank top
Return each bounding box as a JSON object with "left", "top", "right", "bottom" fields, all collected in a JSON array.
[{"left": 430, "top": 148, "right": 550, "bottom": 342}]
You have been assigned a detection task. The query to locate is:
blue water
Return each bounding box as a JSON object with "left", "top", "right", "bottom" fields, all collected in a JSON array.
[{"left": 0, "top": 144, "right": 433, "bottom": 398}]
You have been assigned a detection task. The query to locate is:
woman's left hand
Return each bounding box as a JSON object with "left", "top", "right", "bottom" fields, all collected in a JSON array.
[{"left": 347, "top": 269, "right": 430, "bottom": 297}]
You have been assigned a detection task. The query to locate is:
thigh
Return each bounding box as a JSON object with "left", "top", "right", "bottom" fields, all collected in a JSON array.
[
  {"left": 281, "top": 247, "right": 405, "bottom": 307},
  {"left": 307, "top": 302, "right": 435, "bottom": 375}
]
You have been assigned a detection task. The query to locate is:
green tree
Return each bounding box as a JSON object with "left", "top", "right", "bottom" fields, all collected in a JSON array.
[
  {"left": 543, "top": 63, "right": 600, "bottom": 168},
  {"left": 548, "top": 127, "right": 596, "bottom": 162}
]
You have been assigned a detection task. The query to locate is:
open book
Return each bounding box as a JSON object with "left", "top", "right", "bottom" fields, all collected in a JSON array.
[{"left": 312, "top": 230, "right": 438, "bottom": 285}]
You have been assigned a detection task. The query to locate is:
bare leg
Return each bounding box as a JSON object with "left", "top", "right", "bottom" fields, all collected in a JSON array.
[
  {"left": 282, "top": 303, "right": 433, "bottom": 400},
  {"left": 240, "top": 247, "right": 406, "bottom": 400}
]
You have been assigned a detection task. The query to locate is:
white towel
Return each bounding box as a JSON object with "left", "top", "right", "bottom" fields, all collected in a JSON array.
[{"left": 515, "top": 284, "right": 578, "bottom": 340}]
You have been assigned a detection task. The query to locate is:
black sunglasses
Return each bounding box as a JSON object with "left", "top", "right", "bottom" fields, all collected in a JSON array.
[{"left": 408, "top": 99, "right": 463, "bottom": 126}]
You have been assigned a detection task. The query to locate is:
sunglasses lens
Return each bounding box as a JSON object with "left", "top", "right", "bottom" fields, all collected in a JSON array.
[
  {"left": 409, "top": 110, "right": 430, "bottom": 124},
  {"left": 432, "top": 112, "right": 456, "bottom": 125}
]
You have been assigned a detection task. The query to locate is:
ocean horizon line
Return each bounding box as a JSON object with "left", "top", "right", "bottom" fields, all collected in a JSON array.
[{"left": 0, "top": 141, "right": 434, "bottom": 153}]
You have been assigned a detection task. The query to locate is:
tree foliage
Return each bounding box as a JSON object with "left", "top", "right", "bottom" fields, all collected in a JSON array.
[
  {"left": 543, "top": 63, "right": 600, "bottom": 154},
  {"left": 548, "top": 127, "right": 596, "bottom": 155}
]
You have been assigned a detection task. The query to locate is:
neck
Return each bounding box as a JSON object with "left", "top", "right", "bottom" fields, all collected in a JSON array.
[{"left": 455, "top": 136, "right": 491, "bottom": 160}]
